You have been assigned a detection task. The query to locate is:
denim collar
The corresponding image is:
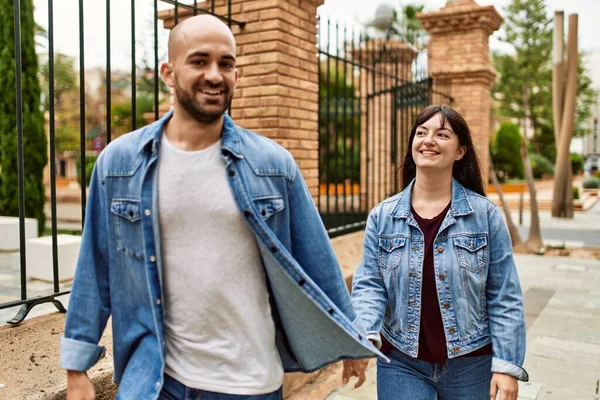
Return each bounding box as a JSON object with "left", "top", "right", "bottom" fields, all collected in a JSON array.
[
  {"left": 390, "top": 178, "right": 475, "bottom": 219},
  {"left": 137, "top": 109, "right": 243, "bottom": 159}
]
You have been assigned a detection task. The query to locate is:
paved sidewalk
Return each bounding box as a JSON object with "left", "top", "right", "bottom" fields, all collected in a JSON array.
[{"left": 328, "top": 255, "right": 600, "bottom": 400}]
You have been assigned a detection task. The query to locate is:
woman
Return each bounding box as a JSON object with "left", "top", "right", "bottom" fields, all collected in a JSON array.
[{"left": 342, "top": 105, "right": 528, "bottom": 399}]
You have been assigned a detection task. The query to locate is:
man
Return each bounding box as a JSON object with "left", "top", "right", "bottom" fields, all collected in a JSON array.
[{"left": 62, "top": 14, "right": 382, "bottom": 400}]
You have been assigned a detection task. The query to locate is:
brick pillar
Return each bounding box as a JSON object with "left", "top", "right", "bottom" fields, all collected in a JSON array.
[
  {"left": 418, "top": 0, "right": 502, "bottom": 183},
  {"left": 354, "top": 40, "right": 417, "bottom": 209},
  {"left": 158, "top": 0, "right": 323, "bottom": 200}
]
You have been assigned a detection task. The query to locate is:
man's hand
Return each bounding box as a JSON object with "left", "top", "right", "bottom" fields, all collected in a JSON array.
[
  {"left": 67, "top": 370, "right": 95, "bottom": 400},
  {"left": 490, "top": 372, "right": 518, "bottom": 400},
  {"left": 341, "top": 359, "right": 369, "bottom": 389}
]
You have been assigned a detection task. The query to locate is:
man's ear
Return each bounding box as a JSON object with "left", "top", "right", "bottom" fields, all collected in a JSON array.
[
  {"left": 456, "top": 145, "right": 467, "bottom": 161},
  {"left": 160, "top": 62, "right": 175, "bottom": 88}
]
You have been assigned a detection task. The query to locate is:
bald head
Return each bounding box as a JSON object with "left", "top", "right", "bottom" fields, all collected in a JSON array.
[{"left": 168, "top": 14, "right": 236, "bottom": 63}]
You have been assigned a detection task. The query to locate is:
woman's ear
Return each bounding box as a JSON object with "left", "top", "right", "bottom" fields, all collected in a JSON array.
[{"left": 455, "top": 145, "right": 467, "bottom": 161}]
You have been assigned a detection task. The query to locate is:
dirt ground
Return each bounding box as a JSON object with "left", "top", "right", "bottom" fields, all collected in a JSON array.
[{"left": 517, "top": 247, "right": 600, "bottom": 260}]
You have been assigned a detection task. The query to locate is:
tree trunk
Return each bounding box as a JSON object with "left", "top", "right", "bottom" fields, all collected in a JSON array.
[
  {"left": 521, "top": 86, "right": 544, "bottom": 251},
  {"left": 489, "top": 159, "right": 527, "bottom": 252},
  {"left": 552, "top": 14, "right": 578, "bottom": 218},
  {"left": 523, "top": 142, "right": 544, "bottom": 251}
]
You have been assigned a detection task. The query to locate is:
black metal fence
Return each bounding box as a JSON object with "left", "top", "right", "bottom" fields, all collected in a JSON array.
[
  {"left": 317, "top": 16, "right": 453, "bottom": 237},
  {"left": 1, "top": 3, "right": 452, "bottom": 325},
  {"left": 0, "top": 0, "right": 241, "bottom": 325}
]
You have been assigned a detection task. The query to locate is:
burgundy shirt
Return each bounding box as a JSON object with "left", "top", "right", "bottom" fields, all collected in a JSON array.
[{"left": 380, "top": 202, "right": 492, "bottom": 363}]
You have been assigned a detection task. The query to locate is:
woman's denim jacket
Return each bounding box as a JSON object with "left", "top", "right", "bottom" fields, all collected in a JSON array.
[{"left": 351, "top": 179, "right": 529, "bottom": 381}]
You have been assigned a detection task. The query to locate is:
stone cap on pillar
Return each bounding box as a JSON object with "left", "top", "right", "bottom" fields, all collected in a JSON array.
[
  {"left": 351, "top": 39, "right": 419, "bottom": 65},
  {"left": 417, "top": 0, "right": 502, "bottom": 35}
]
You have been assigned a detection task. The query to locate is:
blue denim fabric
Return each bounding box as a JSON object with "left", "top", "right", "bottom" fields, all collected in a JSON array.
[
  {"left": 60, "top": 110, "right": 384, "bottom": 399},
  {"left": 377, "top": 348, "right": 493, "bottom": 400},
  {"left": 351, "top": 179, "right": 528, "bottom": 381},
  {"left": 158, "top": 375, "right": 283, "bottom": 400}
]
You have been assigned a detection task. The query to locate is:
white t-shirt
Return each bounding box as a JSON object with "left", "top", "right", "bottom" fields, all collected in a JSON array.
[{"left": 158, "top": 133, "right": 283, "bottom": 394}]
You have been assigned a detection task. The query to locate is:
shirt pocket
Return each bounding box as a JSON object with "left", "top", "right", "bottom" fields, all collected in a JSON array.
[
  {"left": 453, "top": 234, "right": 488, "bottom": 273},
  {"left": 378, "top": 236, "right": 406, "bottom": 271},
  {"left": 252, "top": 195, "right": 285, "bottom": 233},
  {"left": 111, "top": 198, "right": 145, "bottom": 261}
]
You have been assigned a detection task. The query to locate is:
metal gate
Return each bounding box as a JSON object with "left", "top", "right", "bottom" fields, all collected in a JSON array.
[
  {"left": 0, "top": 0, "right": 239, "bottom": 325},
  {"left": 317, "top": 16, "right": 453, "bottom": 237}
]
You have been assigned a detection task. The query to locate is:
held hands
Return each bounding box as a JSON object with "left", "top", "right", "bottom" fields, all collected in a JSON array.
[
  {"left": 490, "top": 372, "right": 518, "bottom": 400},
  {"left": 341, "top": 359, "right": 369, "bottom": 389},
  {"left": 66, "top": 370, "right": 95, "bottom": 400}
]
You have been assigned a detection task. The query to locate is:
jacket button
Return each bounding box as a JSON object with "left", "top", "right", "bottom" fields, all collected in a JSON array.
[
  {"left": 438, "top": 274, "right": 446, "bottom": 280},
  {"left": 437, "top": 246, "right": 444, "bottom": 253},
  {"left": 443, "top": 303, "right": 450, "bottom": 309},
  {"left": 244, "top": 211, "right": 251, "bottom": 218},
  {"left": 328, "top": 308, "right": 334, "bottom": 315},
  {"left": 144, "top": 209, "right": 151, "bottom": 216},
  {"left": 270, "top": 246, "right": 277, "bottom": 253},
  {"left": 453, "top": 346, "right": 460, "bottom": 353},
  {"left": 149, "top": 255, "right": 156, "bottom": 262},
  {"left": 228, "top": 170, "right": 235, "bottom": 177},
  {"left": 448, "top": 327, "right": 456, "bottom": 334},
  {"left": 408, "top": 300, "right": 417, "bottom": 306},
  {"left": 298, "top": 279, "right": 306, "bottom": 286}
]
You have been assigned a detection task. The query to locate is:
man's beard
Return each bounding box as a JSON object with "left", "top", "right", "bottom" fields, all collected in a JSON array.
[{"left": 174, "top": 82, "right": 233, "bottom": 124}]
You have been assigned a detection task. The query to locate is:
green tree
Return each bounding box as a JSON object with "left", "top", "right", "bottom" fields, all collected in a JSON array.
[
  {"left": 491, "top": 122, "right": 524, "bottom": 180},
  {"left": 493, "top": 0, "right": 597, "bottom": 162},
  {"left": 0, "top": 0, "right": 48, "bottom": 232},
  {"left": 366, "top": 3, "right": 426, "bottom": 46},
  {"left": 319, "top": 63, "right": 361, "bottom": 184},
  {"left": 39, "top": 53, "right": 77, "bottom": 112}
]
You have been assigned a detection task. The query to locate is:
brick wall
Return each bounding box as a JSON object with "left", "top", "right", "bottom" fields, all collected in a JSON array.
[
  {"left": 158, "top": 0, "right": 324, "bottom": 200},
  {"left": 418, "top": 0, "right": 502, "bottom": 184}
]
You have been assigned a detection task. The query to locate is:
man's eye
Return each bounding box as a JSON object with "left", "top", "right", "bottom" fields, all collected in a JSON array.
[
  {"left": 191, "top": 59, "right": 206, "bottom": 65},
  {"left": 221, "top": 62, "right": 235, "bottom": 69}
]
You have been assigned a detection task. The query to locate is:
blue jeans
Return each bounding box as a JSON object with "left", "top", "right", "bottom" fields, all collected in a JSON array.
[
  {"left": 377, "top": 348, "right": 493, "bottom": 400},
  {"left": 157, "top": 374, "right": 283, "bottom": 400}
]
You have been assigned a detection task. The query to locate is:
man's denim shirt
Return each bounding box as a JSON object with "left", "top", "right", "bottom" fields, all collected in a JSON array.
[
  {"left": 351, "top": 179, "right": 529, "bottom": 381},
  {"left": 60, "top": 110, "right": 383, "bottom": 399}
]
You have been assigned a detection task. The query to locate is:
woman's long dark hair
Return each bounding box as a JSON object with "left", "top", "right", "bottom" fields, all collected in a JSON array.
[{"left": 401, "top": 105, "right": 486, "bottom": 196}]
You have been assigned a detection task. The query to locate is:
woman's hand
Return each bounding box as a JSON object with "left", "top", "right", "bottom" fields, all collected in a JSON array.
[
  {"left": 490, "top": 372, "right": 518, "bottom": 400},
  {"left": 341, "top": 359, "right": 369, "bottom": 388}
]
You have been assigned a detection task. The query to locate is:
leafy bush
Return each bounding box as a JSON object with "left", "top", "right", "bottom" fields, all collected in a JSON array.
[
  {"left": 491, "top": 123, "right": 524, "bottom": 180},
  {"left": 573, "top": 186, "right": 580, "bottom": 200},
  {"left": 529, "top": 154, "right": 554, "bottom": 179},
  {"left": 77, "top": 155, "right": 98, "bottom": 188},
  {"left": 583, "top": 177, "right": 600, "bottom": 189},
  {"left": 570, "top": 153, "right": 584, "bottom": 175}
]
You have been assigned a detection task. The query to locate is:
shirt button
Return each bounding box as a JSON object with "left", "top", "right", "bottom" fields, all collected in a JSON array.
[
  {"left": 443, "top": 302, "right": 450, "bottom": 309},
  {"left": 144, "top": 209, "right": 151, "bottom": 216},
  {"left": 155, "top": 381, "right": 160, "bottom": 388},
  {"left": 156, "top": 299, "right": 161, "bottom": 305},
  {"left": 437, "top": 246, "right": 444, "bottom": 253},
  {"left": 438, "top": 274, "right": 446, "bottom": 280},
  {"left": 149, "top": 255, "right": 156, "bottom": 262},
  {"left": 448, "top": 327, "right": 456, "bottom": 334}
]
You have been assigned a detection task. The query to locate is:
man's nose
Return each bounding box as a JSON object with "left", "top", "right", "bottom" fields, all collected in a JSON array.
[{"left": 204, "top": 63, "right": 223, "bottom": 84}]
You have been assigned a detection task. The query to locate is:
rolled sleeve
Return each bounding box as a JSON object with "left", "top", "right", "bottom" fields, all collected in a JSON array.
[
  {"left": 492, "top": 356, "right": 529, "bottom": 382},
  {"left": 60, "top": 337, "right": 106, "bottom": 371}
]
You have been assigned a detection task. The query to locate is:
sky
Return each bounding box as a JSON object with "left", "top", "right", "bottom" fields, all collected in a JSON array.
[{"left": 32, "top": 0, "right": 600, "bottom": 83}]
